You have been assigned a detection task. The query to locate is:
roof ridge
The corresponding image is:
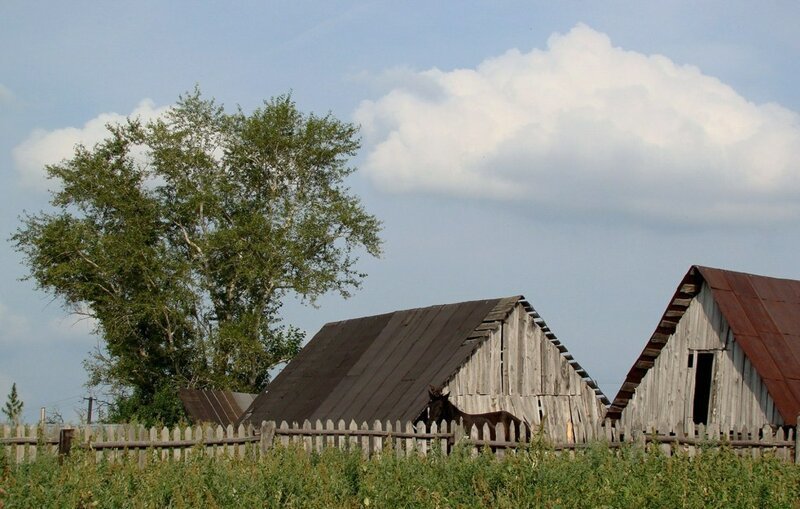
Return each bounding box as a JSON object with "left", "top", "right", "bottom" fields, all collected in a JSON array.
[
  {"left": 695, "top": 264, "right": 799, "bottom": 284},
  {"left": 323, "top": 296, "right": 521, "bottom": 327}
]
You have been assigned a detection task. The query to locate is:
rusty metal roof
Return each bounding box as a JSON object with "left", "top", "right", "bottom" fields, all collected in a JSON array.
[
  {"left": 178, "top": 388, "right": 257, "bottom": 427},
  {"left": 240, "top": 296, "right": 608, "bottom": 425},
  {"left": 607, "top": 266, "right": 800, "bottom": 425}
]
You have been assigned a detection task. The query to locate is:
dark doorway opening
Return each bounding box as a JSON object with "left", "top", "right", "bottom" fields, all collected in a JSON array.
[{"left": 692, "top": 352, "right": 714, "bottom": 425}]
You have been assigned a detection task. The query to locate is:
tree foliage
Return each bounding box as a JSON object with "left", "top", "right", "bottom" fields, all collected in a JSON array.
[
  {"left": 3, "top": 383, "right": 23, "bottom": 425},
  {"left": 13, "top": 89, "right": 382, "bottom": 424}
]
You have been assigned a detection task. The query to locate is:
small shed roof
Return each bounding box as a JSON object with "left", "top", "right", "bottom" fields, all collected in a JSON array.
[
  {"left": 241, "top": 296, "right": 607, "bottom": 425},
  {"left": 607, "top": 265, "right": 800, "bottom": 424},
  {"left": 179, "top": 388, "right": 257, "bottom": 427}
]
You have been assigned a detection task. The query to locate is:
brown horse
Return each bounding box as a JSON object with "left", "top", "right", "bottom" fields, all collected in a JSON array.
[{"left": 424, "top": 385, "right": 530, "bottom": 443}]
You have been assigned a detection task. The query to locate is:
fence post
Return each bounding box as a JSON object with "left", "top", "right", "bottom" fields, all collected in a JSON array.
[
  {"left": 260, "top": 421, "right": 275, "bottom": 455},
  {"left": 58, "top": 427, "right": 74, "bottom": 463},
  {"left": 795, "top": 415, "right": 800, "bottom": 464}
]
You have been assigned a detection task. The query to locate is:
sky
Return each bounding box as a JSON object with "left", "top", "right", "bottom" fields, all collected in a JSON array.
[{"left": 2, "top": 1, "right": 800, "bottom": 423}]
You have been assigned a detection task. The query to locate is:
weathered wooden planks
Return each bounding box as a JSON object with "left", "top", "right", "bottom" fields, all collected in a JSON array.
[
  {"left": 3, "top": 419, "right": 797, "bottom": 463},
  {"left": 620, "top": 283, "right": 780, "bottom": 429},
  {"left": 446, "top": 302, "right": 608, "bottom": 442}
]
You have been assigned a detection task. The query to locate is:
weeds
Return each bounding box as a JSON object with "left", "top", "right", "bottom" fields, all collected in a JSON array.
[{"left": 1, "top": 442, "right": 798, "bottom": 508}]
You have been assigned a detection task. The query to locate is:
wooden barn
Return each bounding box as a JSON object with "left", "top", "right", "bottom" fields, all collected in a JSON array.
[
  {"left": 607, "top": 265, "right": 800, "bottom": 429},
  {"left": 178, "top": 388, "right": 257, "bottom": 427},
  {"left": 239, "top": 296, "right": 609, "bottom": 442}
]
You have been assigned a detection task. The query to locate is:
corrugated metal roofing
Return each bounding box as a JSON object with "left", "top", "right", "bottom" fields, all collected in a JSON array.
[
  {"left": 178, "top": 388, "right": 257, "bottom": 427},
  {"left": 240, "top": 296, "right": 607, "bottom": 425},
  {"left": 607, "top": 265, "right": 800, "bottom": 425}
]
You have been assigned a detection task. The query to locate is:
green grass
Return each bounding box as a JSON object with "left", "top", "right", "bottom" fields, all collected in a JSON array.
[{"left": 1, "top": 442, "right": 799, "bottom": 508}]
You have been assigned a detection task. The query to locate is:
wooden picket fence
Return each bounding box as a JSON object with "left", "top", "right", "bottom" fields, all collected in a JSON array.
[{"left": 2, "top": 419, "right": 798, "bottom": 464}]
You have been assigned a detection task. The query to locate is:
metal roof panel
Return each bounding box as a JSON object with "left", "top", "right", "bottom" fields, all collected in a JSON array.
[
  {"left": 763, "top": 301, "right": 800, "bottom": 336},
  {"left": 696, "top": 266, "right": 731, "bottom": 291},
  {"left": 734, "top": 334, "right": 784, "bottom": 381},
  {"left": 753, "top": 332, "right": 800, "bottom": 380},
  {"left": 712, "top": 290, "right": 757, "bottom": 336},
  {"left": 760, "top": 378, "right": 799, "bottom": 425},
  {"left": 736, "top": 295, "right": 781, "bottom": 335}
]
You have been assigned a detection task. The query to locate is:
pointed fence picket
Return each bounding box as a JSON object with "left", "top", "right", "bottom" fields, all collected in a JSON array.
[
  {"left": 393, "top": 420, "right": 403, "bottom": 457},
  {"left": 372, "top": 420, "right": 383, "bottom": 456}
]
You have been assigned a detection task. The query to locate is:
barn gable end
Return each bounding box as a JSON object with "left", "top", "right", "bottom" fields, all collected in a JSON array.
[
  {"left": 239, "top": 296, "right": 608, "bottom": 436},
  {"left": 608, "top": 265, "right": 800, "bottom": 427},
  {"left": 445, "top": 300, "right": 608, "bottom": 442}
]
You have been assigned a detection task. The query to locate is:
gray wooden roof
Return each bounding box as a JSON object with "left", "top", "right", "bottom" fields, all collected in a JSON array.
[
  {"left": 240, "top": 297, "right": 520, "bottom": 425},
  {"left": 178, "top": 388, "right": 257, "bottom": 427}
]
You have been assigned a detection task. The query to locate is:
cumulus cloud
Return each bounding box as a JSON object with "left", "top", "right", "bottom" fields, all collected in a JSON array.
[
  {"left": 13, "top": 99, "right": 169, "bottom": 191},
  {"left": 355, "top": 24, "right": 800, "bottom": 226}
]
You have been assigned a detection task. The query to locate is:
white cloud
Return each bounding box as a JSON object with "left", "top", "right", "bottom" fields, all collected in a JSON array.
[
  {"left": 355, "top": 24, "right": 800, "bottom": 227},
  {"left": 12, "top": 99, "right": 169, "bottom": 191}
]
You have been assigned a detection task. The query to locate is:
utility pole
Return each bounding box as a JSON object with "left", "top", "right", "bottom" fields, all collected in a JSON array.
[{"left": 84, "top": 396, "right": 93, "bottom": 425}]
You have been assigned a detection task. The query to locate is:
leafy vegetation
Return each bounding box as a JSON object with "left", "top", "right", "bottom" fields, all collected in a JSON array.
[
  {"left": 2, "top": 384, "right": 23, "bottom": 426},
  {"left": 2, "top": 442, "right": 798, "bottom": 508},
  {"left": 12, "top": 89, "right": 382, "bottom": 425}
]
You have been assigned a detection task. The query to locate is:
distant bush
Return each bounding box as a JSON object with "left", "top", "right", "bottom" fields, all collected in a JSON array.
[{"left": 1, "top": 442, "right": 799, "bottom": 508}]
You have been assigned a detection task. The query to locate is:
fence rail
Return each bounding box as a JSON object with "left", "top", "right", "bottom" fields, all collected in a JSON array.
[{"left": 2, "top": 419, "right": 798, "bottom": 464}]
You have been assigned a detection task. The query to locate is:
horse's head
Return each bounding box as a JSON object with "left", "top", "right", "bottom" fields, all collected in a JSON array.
[{"left": 427, "top": 384, "right": 453, "bottom": 423}]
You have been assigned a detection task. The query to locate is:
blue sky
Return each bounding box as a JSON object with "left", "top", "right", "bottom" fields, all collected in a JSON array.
[{"left": 2, "top": 2, "right": 800, "bottom": 422}]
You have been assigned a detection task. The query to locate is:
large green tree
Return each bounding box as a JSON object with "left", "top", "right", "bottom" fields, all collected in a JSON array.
[{"left": 13, "top": 90, "right": 382, "bottom": 424}]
